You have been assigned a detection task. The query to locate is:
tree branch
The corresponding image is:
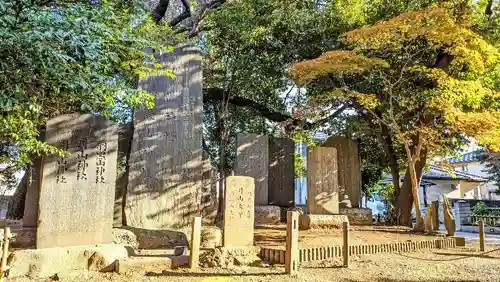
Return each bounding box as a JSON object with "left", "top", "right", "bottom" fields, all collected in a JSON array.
[{"left": 203, "top": 87, "right": 347, "bottom": 130}]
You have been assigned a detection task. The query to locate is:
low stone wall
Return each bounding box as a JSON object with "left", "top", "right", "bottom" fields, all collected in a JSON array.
[
  {"left": 298, "top": 214, "right": 348, "bottom": 230},
  {"left": 459, "top": 225, "right": 500, "bottom": 235},
  {"left": 340, "top": 208, "right": 372, "bottom": 225},
  {"left": 260, "top": 237, "right": 458, "bottom": 264}
]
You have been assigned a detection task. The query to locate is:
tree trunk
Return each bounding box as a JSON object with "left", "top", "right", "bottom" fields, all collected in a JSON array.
[
  {"left": 396, "top": 151, "right": 427, "bottom": 227},
  {"left": 215, "top": 104, "right": 225, "bottom": 223},
  {"left": 408, "top": 160, "right": 424, "bottom": 231}
]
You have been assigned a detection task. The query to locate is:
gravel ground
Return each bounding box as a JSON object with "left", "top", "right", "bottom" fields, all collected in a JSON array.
[{"left": 10, "top": 244, "right": 500, "bottom": 282}]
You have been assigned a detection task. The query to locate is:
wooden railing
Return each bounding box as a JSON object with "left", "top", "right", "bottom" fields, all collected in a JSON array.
[{"left": 468, "top": 215, "right": 500, "bottom": 227}]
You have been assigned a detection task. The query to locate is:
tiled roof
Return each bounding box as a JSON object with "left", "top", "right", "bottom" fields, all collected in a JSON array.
[
  {"left": 447, "top": 151, "right": 481, "bottom": 164},
  {"left": 382, "top": 165, "right": 487, "bottom": 184},
  {"left": 423, "top": 165, "right": 486, "bottom": 182}
]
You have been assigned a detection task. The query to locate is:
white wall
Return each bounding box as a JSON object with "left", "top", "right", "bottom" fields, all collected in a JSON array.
[{"left": 453, "top": 162, "right": 500, "bottom": 200}]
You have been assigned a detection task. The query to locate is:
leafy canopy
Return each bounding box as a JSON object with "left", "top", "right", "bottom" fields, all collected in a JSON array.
[
  {"left": 293, "top": 4, "right": 500, "bottom": 154},
  {"left": 0, "top": 0, "right": 174, "bottom": 165}
]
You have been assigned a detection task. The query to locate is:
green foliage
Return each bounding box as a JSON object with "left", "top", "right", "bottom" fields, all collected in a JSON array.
[
  {"left": 0, "top": 0, "right": 174, "bottom": 166},
  {"left": 472, "top": 201, "right": 500, "bottom": 216},
  {"left": 294, "top": 152, "right": 307, "bottom": 178},
  {"left": 478, "top": 149, "right": 500, "bottom": 192}
]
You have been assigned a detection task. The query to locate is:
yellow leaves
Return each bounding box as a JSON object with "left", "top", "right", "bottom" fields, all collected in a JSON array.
[
  {"left": 447, "top": 111, "right": 500, "bottom": 151},
  {"left": 348, "top": 92, "right": 380, "bottom": 110},
  {"left": 292, "top": 51, "right": 388, "bottom": 84}
]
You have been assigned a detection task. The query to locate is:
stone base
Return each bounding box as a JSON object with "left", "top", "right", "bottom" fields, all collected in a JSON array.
[
  {"left": 453, "top": 236, "right": 466, "bottom": 247},
  {"left": 339, "top": 208, "right": 372, "bottom": 226},
  {"left": 298, "top": 214, "right": 349, "bottom": 230},
  {"left": 199, "top": 246, "right": 261, "bottom": 268},
  {"left": 255, "top": 205, "right": 281, "bottom": 225},
  {"left": 119, "top": 227, "right": 188, "bottom": 249},
  {"left": 201, "top": 226, "right": 223, "bottom": 248},
  {"left": 8, "top": 244, "right": 131, "bottom": 279}
]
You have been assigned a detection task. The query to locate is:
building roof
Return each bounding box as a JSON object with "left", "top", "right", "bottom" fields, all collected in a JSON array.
[
  {"left": 382, "top": 165, "right": 488, "bottom": 185},
  {"left": 423, "top": 165, "right": 487, "bottom": 182},
  {"left": 447, "top": 150, "right": 481, "bottom": 164}
]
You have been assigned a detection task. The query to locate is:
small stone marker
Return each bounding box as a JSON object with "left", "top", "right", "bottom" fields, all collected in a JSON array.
[
  {"left": 479, "top": 219, "right": 485, "bottom": 252},
  {"left": 189, "top": 217, "right": 202, "bottom": 269},
  {"left": 342, "top": 221, "right": 349, "bottom": 267},
  {"left": 285, "top": 211, "right": 299, "bottom": 276},
  {"left": 234, "top": 134, "right": 268, "bottom": 205},
  {"left": 307, "top": 147, "right": 339, "bottom": 215},
  {"left": 34, "top": 114, "right": 118, "bottom": 248},
  {"left": 223, "top": 176, "right": 255, "bottom": 247},
  {"left": 431, "top": 201, "right": 439, "bottom": 230}
]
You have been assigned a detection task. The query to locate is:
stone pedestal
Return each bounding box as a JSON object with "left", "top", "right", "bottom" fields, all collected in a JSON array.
[
  {"left": 255, "top": 205, "right": 281, "bottom": 225},
  {"left": 298, "top": 214, "right": 348, "bottom": 230}
]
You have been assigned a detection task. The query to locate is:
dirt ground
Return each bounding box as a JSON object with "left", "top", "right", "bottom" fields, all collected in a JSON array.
[
  {"left": 10, "top": 244, "right": 500, "bottom": 282},
  {"left": 255, "top": 225, "right": 443, "bottom": 248}
]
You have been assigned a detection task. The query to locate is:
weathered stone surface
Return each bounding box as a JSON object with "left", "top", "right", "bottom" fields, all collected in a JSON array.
[
  {"left": 23, "top": 130, "right": 45, "bottom": 228},
  {"left": 189, "top": 217, "right": 201, "bottom": 268},
  {"left": 424, "top": 205, "right": 435, "bottom": 232},
  {"left": 298, "top": 214, "right": 348, "bottom": 230},
  {"left": 431, "top": 200, "right": 440, "bottom": 231},
  {"left": 223, "top": 176, "right": 254, "bottom": 247},
  {"left": 112, "top": 228, "right": 139, "bottom": 249},
  {"left": 8, "top": 244, "right": 129, "bottom": 279},
  {"left": 200, "top": 226, "right": 222, "bottom": 248},
  {"left": 255, "top": 205, "right": 281, "bottom": 225},
  {"left": 126, "top": 44, "right": 203, "bottom": 230},
  {"left": 234, "top": 134, "right": 268, "bottom": 205},
  {"left": 443, "top": 196, "right": 455, "bottom": 236},
  {"left": 453, "top": 236, "right": 466, "bottom": 246},
  {"left": 120, "top": 226, "right": 188, "bottom": 249},
  {"left": 199, "top": 246, "right": 261, "bottom": 269},
  {"left": 268, "top": 138, "right": 295, "bottom": 207},
  {"left": 114, "top": 123, "right": 133, "bottom": 227},
  {"left": 307, "top": 147, "right": 339, "bottom": 215},
  {"left": 34, "top": 114, "right": 118, "bottom": 248},
  {"left": 339, "top": 208, "right": 372, "bottom": 225},
  {"left": 323, "top": 136, "right": 362, "bottom": 207}
]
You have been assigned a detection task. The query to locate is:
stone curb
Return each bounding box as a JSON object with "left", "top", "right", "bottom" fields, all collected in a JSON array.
[{"left": 259, "top": 237, "right": 458, "bottom": 264}]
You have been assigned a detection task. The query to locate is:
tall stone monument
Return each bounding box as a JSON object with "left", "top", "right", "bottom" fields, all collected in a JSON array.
[
  {"left": 29, "top": 113, "right": 118, "bottom": 248},
  {"left": 268, "top": 138, "right": 295, "bottom": 207},
  {"left": 234, "top": 134, "right": 268, "bottom": 205},
  {"left": 223, "top": 176, "right": 255, "bottom": 247},
  {"left": 307, "top": 147, "right": 339, "bottom": 215},
  {"left": 125, "top": 44, "right": 203, "bottom": 229},
  {"left": 323, "top": 136, "right": 361, "bottom": 208}
]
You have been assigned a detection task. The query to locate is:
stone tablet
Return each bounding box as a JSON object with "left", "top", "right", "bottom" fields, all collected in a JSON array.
[
  {"left": 125, "top": 44, "right": 203, "bottom": 229},
  {"left": 223, "top": 176, "right": 254, "bottom": 247},
  {"left": 268, "top": 138, "right": 295, "bottom": 207},
  {"left": 36, "top": 114, "right": 118, "bottom": 248},
  {"left": 307, "top": 147, "right": 339, "bottom": 215},
  {"left": 234, "top": 134, "right": 268, "bottom": 205},
  {"left": 323, "top": 136, "right": 362, "bottom": 208}
]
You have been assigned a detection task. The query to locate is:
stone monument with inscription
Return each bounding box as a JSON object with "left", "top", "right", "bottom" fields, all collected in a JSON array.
[
  {"left": 307, "top": 147, "right": 339, "bottom": 215},
  {"left": 125, "top": 44, "right": 203, "bottom": 230},
  {"left": 223, "top": 176, "right": 254, "bottom": 247},
  {"left": 323, "top": 136, "right": 362, "bottom": 208},
  {"left": 28, "top": 113, "right": 118, "bottom": 248},
  {"left": 268, "top": 138, "right": 295, "bottom": 207},
  {"left": 234, "top": 134, "right": 268, "bottom": 205}
]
